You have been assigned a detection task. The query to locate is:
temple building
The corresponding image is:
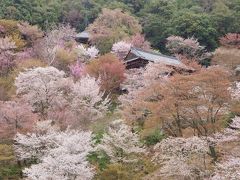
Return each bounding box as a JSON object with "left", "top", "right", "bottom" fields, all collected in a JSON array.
[{"left": 124, "top": 47, "right": 194, "bottom": 72}]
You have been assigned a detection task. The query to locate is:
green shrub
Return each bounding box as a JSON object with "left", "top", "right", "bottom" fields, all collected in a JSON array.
[
  {"left": 0, "top": 165, "right": 22, "bottom": 178},
  {"left": 143, "top": 129, "right": 165, "bottom": 146},
  {"left": 94, "top": 37, "right": 115, "bottom": 54},
  {"left": 0, "top": 144, "right": 21, "bottom": 179},
  {"left": 88, "top": 151, "right": 110, "bottom": 171},
  {"left": 92, "top": 131, "right": 104, "bottom": 145}
]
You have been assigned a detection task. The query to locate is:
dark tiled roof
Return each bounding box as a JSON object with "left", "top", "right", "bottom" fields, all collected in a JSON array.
[
  {"left": 76, "top": 31, "right": 90, "bottom": 39},
  {"left": 127, "top": 47, "right": 182, "bottom": 66}
]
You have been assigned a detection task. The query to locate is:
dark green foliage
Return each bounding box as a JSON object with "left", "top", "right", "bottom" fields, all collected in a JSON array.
[
  {"left": 221, "top": 112, "right": 235, "bottom": 128},
  {"left": 0, "top": 143, "right": 22, "bottom": 179},
  {"left": 143, "top": 129, "right": 165, "bottom": 146},
  {"left": 93, "top": 131, "right": 105, "bottom": 145},
  {"left": 208, "top": 145, "right": 218, "bottom": 162},
  {"left": 140, "top": 0, "right": 240, "bottom": 52},
  {"left": 0, "top": 0, "right": 239, "bottom": 52},
  {"left": 170, "top": 12, "right": 218, "bottom": 50},
  {"left": 88, "top": 151, "right": 111, "bottom": 170},
  {"left": 0, "top": 165, "right": 22, "bottom": 179},
  {"left": 95, "top": 37, "right": 116, "bottom": 55},
  {"left": 0, "top": 0, "right": 63, "bottom": 29}
]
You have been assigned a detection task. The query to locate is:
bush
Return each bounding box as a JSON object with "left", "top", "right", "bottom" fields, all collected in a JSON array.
[
  {"left": 95, "top": 37, "right": 116, "bottom": 54},
  {"left": 0, "top": 144, "right": 21, "bottom": 179},
  {"left": 0, "top": 19, "right": 19, "bottom": 37},
  {"left": 143, "top": 130, "right": 165, "bottom": 146},
  {"left": 220, "top": 33, "right": 240, "bottom": 49},
  {"left": 15, "top": 58, "right": 46, "bottom": 71},
  {"left": 96, "top": 159, "right": 156, "bottom": 180},
  {"left": 88, "top": 151, "right": 110, "bottom": 171},
  {"left": 9, "top": 33, "right": 26, "bottom": 50},
  {"left": 97, "top": 164, "right": 129, "bottom": 180},
  {"left": 212, "top": 47, "right": 240, "bottom": 71},
  {"left": 0, "top": 19, "right": 27, "bottom": 50},
  {"left": 220, "top": 113, "right": 235, "bottom": 129},
  {"left": 86, "top": 54, "right": 125, "bottom": 94},
  {"left": 0, "top": 165, "right": 22, "bottom": 179},
  {"left": 55, "top": 48, "right": 77, "bottom": 72},
  {"left": 87, "top": 9, "right": 142, "bottom": 54}
]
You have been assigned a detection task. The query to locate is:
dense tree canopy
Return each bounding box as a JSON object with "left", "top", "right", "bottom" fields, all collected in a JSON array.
[{"left": 0, "top": 0, "right": 239, "bottom": 52}]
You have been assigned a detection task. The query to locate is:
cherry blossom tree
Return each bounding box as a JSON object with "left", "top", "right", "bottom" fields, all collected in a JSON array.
[
  {"left": 0, "top": 100, "right": 38, "bottom": 139},
  {"left": 129, "top": 33, "right": 151, "bottom": 50},
  {"left": 14, "top": 120, "right": 94, "bottom": 180},
  {"left": 230, "top": 116, "right": 240, "bottom": 129},
  {"left": 0, "top": 25, "right": 5, "bottom": 33},
  {"left": 219, "top": 33, "right": 240, "bottom": 49},
  {"left": 152, "top": 136, "right": 210, "bottom": 179},
  {"left": 96, "top": 120, "right": 145, "bottom": 163},
  {"left": 209, "top": 116, "right": 240, "bottom": 179},
  {"left": 15, "top": 66, "right": 68, "bottom": 118},
  {"left": 87, "top": 9, "right": 141, "bottom": 42},
  {"left": 0, "top": 37, "right": 16, "bottom": 75},
  {"left": 118, "top": 68, "right": 148, "bottom": 124},
  {"left": 120, "top": 63, "right": 172, "bottom": 95},
  {"left": 111, "top": 35, "right": 151, "bottom": 60},
  {"left": 166, "top": 36, "right": 211, "bottom": 63},
  {"left": 146, "top": 116, "right": 240, "bottom": 179},
  {"left": 65, "top": 75, "right": 110, "bottom": 128},
  {"left": 177, "top": 54, "right": 202, "bottom": 72},
  {"left": 15, "top": 66, "right": 109, "bottom": 125},
  {"left": 69, "top": 62, "right": 85, "bottom": 79},
  {"left": 123, "top": 66, "right": 231, "bottom": 137},
  {"left": 121, "top": 68, "right": 145, "bottom": 92},
  {"left": 86, "top": 46, "right": 99, "bottom": 59},
  {"left": 208, "top": 116, "right": 240, "bottom": 143},
  {"left": 34, "top": 24, "right": 76, "bottom": 65},
  {"left": 119, "top": 63, "right": 172, "bottom": 124},
  {"left": 229, "top": 82, "right": 240, "bottom": 101},
  {"left": 143, "top": 63, "right": 172, "bottom": 87},
  {"left": 111, "top": 41, "right": 132, "bottom": 60},
  {"left": 15, "top": 48, "right": 35, "bottom": 61},
  {"left": 70, "top": 75, "right": 110, "bottom": 126},
  {"left": 212, "top": 47, "right": 240, "bottom": 71},
  {"left": 87, "top": 8, "right": 142, "bottom": 53},
  {"left": 17, "top": 22, "right": 43, "bottom": 46},
  {"left": 211, "top": 156, "right": 240, "bottom": 180},
  {"left": 14, "top": 120, "right": 56, "bottom": 160},
  {"left": 76, "top": 44, "right": 99, "bottom": 63}
]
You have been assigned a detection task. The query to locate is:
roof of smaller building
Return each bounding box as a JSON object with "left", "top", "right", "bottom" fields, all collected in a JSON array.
[
  {"left": 76, "top": 31, "right": 90, "bottom": 39},
  {"left": 127, "top": 47, "right": 182, "bottom": 66}
]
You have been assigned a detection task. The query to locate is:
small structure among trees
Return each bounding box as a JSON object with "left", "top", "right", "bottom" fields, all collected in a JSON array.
[
  {"left": 75, "top": 31, "right": 90, "bottom": 44},
  {"left": 124, "top": 47, "right": 192, "bottom": 72}
]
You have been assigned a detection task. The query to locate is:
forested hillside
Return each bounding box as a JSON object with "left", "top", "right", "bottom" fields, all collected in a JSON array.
[
  {"left": 1, "top": 0, "right": 239, "bottom": 51},
  {"left": 0, "top": 0, "right": 240, "bottom": 179}
]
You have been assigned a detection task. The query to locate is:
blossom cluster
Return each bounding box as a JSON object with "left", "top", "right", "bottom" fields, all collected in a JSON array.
[{"left": 15, "top": 121, "right": 94, "bottom": 180}]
